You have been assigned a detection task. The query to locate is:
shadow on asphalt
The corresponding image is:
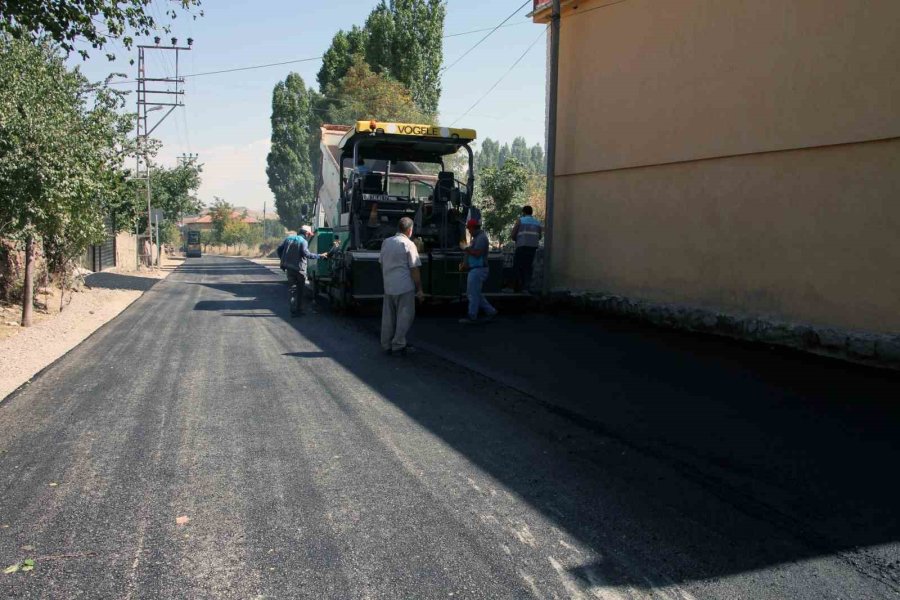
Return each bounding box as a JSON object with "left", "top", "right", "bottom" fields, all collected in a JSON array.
[
  {"left": 84, "top": 271, "right": 161, "bottom": 292},
  {"left": 179, "top": 256, "right": 900, "bottom": 591}
]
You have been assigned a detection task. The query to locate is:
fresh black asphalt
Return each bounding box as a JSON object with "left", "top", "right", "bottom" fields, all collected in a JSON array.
[{"left": 0, "top": 255, "right": 897, "bottom": 599}]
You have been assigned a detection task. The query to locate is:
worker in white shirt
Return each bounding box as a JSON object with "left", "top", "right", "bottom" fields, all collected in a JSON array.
[{"left": 379, "top": 217, "right": 424, "bottom": 355}]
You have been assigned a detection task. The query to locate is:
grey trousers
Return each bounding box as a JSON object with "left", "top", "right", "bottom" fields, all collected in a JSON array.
[{"left": 381, "top": 291, "right": 416, "bottom": 351}]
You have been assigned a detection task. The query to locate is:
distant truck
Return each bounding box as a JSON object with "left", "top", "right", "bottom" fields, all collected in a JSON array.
[
  {"left": 186, "top": 229, "right": 201, "bottom": 258},
  {"left": 308, "top": 120, "right": 506, "bottom": 310}
]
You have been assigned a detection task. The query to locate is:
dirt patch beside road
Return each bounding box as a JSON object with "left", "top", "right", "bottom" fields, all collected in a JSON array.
[{"left": 0, "top": 260, "right": 179, "bottom": 401}]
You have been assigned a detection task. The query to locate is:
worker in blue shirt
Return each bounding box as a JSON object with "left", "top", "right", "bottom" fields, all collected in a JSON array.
[
  {"left": 510, "top": 205, "right": 543, "bottom": 292},
  {"left": 277, "top": 225, "right": 327, "bottom": 316},
  {"left": 459, "top": 218, "right": 498, "bottom": 325}
]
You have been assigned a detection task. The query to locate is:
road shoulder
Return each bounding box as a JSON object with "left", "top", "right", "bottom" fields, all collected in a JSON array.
[{"left": 0, "top": 263, "right": 177, "bottom": 402}]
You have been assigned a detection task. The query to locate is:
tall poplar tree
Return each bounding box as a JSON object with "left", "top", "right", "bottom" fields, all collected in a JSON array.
[
  {"left": 318, "top": 1, "right": 445, "bottom": 118},
  {"left": 317, "top": 26, "right": 368, "bottom": 94},
  {"left": 266, "top": 73, "right": 316, "bottom": 231},
  {"left": 364, "top": 0, "right": 445, "bottom": 117}
]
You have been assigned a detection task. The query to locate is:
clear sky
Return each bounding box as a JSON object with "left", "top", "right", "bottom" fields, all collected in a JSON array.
[{"left": 69, "top": 0, "right": 548, "bottom": 213}]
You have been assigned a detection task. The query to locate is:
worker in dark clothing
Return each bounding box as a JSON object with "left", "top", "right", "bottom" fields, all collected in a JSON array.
[
  {"left": 277, "top": 225, "right": 327, "bottom": 316},
  {"left": 510, "top": 205, "right": 542, "bottom": 293}
]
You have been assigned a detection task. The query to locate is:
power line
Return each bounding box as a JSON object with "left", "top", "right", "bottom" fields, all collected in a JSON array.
[
  {"left": 450, "top": 26, "right": 547, "bottom": 127},
  {"left": 441, "top": 0, "right": 532, "bottom": 73},
  {"left": 108, "top": 55, "right": 324, "bottom": 85},
  {"left": 107, "top": 17, "right": 537, "bottom": 86},
  {"left": 444, "top": 20, "right": 531, "bottom": 38},
  {"left": 183, "top": 55, "right": 325, "bottom": 79}
]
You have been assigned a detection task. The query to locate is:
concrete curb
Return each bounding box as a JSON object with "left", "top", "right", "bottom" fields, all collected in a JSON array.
[{"left": 547, "top": 290, "right": 900, "bottom": 370}]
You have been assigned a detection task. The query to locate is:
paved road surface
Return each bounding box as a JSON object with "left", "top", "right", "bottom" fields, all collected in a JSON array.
[{"left": 1, "top": 256, "right": 897, "bottom": 599}]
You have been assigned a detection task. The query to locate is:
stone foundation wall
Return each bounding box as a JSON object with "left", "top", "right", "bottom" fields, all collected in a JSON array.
[{"left": 550, "top": 289, "right": 900, "bottom": 370}]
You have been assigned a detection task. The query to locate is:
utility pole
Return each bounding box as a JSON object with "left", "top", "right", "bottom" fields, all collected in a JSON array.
[
  {"left": 154, "top": 211, "right": 161, "bottom": 268},
  {"left": 263, "top": 202, "right": 267, "bottom": 239},
  {"left": 177, "top": 152, "right": 198, "bottom": 167},
  {"left": 542, "top": 0, "right": 560, "bottom": 297},
  {"left": 135, "top": 36, "right": 193, "bottom": 269},
  {"left": 177, "top": 153, "right": 198, "bottom": 253}
]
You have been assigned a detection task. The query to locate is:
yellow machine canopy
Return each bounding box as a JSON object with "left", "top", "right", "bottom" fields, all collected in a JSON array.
[{"left": 339, "top": 120, "right": 477, "bottom": 163}]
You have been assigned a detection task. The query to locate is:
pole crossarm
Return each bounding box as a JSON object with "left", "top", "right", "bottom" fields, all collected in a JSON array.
[{"left": 137, "top": 45, "right": 193, "bottom": 51}]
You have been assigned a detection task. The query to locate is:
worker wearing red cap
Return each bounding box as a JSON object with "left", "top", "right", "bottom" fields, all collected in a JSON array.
[{"left": 460, "top": 218, "right": 498, "bottom": 324}]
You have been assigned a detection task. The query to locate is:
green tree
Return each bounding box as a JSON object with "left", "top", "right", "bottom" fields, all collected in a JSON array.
[
  {"left": 200, "top": 230, "right": 214, "bottom": 251},
  {"left": 221, "top": 219, "right": 249, "bottom": 253},
  {"left": 0, "top": 37, "right": 132, "bottom": 325},
  {"left": 208, "top": 197, "right": 234, "bottom": 244},
  {"left": 364, "top": 0, "right": 445, "bottom": 116},
  {"left": 0, "top": 0, "right": 202, "bottom": 60},
  {"left": 498, "top": 143, "right": 510, "bottom": 168},
  {"left": 476, "top": 138, "right": 500, "bottom": 173},
  {"left": 327, "top": 55, "right": 427, "bottom": 125},
  {"left": 244, "top": 223, "right": 264, "bottom": 251},
  {"left": 363, "top": 4, "right": 394, "bottom": 79},
  {"left": 510, "top": 137, "right": 529, "bottom": 167},
  {"left": 476, "top": 137, "right": 546, "bottom": 174},
  {"left": 266, "top": 72, "right": 316, "bottom": 231},
  {"left": 529, "top": 143, "right": 545, "bottom": 175},
  {"left": 318, "top": 1, "right": 445, "bottom": 117},
  {"left": 160, "top": 221, "right": 182, "bottom": 250},
  {"left": 317, "top": 26, "right": 368, "bottom": 94},
  {"left": 149, "top": 160, "right": 203, "bottom": 222},
  {"left": 478, "top": 158, "right": 529, "bottom": 245}
]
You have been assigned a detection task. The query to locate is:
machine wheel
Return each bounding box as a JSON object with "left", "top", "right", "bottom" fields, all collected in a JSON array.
[
  {"left": 332, "top": 258, "right": 352, "bottom": 313},
  {"left": 328, "top": 272, "right": 347, "bottom": 311}
]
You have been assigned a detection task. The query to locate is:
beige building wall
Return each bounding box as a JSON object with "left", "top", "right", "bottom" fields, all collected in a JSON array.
[{"left": 543, "top": 0, "right": 900, "bottom": 334}]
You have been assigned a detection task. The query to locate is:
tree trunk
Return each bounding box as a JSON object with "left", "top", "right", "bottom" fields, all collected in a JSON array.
[
  {"left": 59, "top": 270, "right": 66, "bottom": 313},
  {"left": 21, "top": 235, "right": 34, "bottom": 327}
]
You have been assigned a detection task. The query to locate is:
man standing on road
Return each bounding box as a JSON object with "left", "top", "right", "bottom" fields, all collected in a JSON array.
[
  {"left": 510, "top": 205, "right": 542, "bottom": 293},
  {"left": 460, "top": 218, "right": 498, "bottom": 325},
  {"left": 277, "top": 225, "right": 327, "bottom": 317},
  {"left": 379, "top": 217, "right": 424, "bottom": 356}
]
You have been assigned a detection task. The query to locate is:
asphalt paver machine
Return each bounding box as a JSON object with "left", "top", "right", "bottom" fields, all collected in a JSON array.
[{"left": 309, "top": 120, "right": 504, "bottom": 310}]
